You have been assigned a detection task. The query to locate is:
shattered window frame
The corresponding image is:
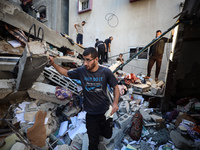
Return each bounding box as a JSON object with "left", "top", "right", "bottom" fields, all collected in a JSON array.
[
  {"left": 129, "top": 47, "right": 149, "bottom": 60},
  {"left": 38, "top": 5, "right": 47, "bottom": 23},
  {"left": 78, "top": 0, "right": 92, "bottom": 14}
]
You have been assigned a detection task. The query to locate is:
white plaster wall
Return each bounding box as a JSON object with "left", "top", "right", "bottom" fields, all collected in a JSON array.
[{"left": 69, "top": 0, "right": 184, "bottom": 80}]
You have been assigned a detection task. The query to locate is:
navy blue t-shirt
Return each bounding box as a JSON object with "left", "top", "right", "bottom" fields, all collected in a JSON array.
[{"left": 68, "top": 66, "right": 118, "bottom": 114}]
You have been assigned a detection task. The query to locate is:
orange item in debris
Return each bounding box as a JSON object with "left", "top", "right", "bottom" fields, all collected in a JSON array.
[
  {"left": 193, "top": 125, "right": 200, "bottom": 134},
  {"left": 27, "top": 110, "right": 47, "bottom": 148},
  {"left": 124, "top": 73, "right": 138, "bottom": 85}
]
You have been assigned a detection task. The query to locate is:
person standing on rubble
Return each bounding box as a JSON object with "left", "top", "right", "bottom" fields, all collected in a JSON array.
[
  {"left": 49, "top": 47, "right": 119, "bottom": 150},
  {"left": 116, "top": 53, "right": 124, "bottom": 70},
  {"left": 74, "top": 21, "right": 86, "bottom": 46},
  {"left": 20, "top": 0, "right": 32, "bottom": 13},
  {"left": 104, "top": 36, "right": 113, "bottom": 63},
  {"left": 144, "top": 30, "right": 173, "bottom": 81},
  {"left": 95, "top": 38, "right": 105, "bottom": 64}
]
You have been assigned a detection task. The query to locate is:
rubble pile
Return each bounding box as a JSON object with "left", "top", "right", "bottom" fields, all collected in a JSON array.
[{"left": 0, "top": 64, "right": 200, "bottom": 149}]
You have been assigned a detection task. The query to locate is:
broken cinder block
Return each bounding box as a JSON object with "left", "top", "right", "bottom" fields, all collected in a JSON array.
[{"left": 115, "top": 114, "right": 132, "bottom": 131}]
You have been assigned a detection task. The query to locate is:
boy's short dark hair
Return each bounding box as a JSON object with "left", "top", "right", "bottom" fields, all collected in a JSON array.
[
  {"left": 83, "top": 47, "right": 98, "bottom": 59},
  {"left": 96, "top": 38, "right": 99, "bottom": 42},
  {"left": 156, "top": 30, "right": 162, "bottom": 33},
  {"left": 82, "top": 21, "right": 86, "bottom": 24}
]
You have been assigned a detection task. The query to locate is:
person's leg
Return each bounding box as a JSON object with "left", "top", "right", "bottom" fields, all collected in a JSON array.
[
  {"left": 100, "top": 117, "right": 113, "bottom": 139},
  {"left": 98, "top": 50, "right": 102, "bottom": 64},
  {"left": 104, "top": 50, "right": 108, "bottom": 63},
  {"left": 147, "top": 56, "right": 156, "bottom": 77},
  {"left": 80, "top": 34, "right": 83, "bottom": 45},
  {"left": 76, "top": 33, "right": 79, "bottom": 44},
  {"left": 86, "top": 114, "right": 101, "bottom": 150},
  {"left": 100, "top": 48, "right": 105, "bottom": 64},
  {"left": 155, "top": 55, "right": 162, "bottom": 80},
  {"left": 104, "top": 52, "right": 107, "bottom": 62}
]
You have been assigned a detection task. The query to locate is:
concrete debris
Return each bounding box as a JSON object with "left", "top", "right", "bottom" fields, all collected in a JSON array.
[
  {"left": 10, "top": 142, "right": 29, "bottom": 150},
  {"left": 0, "top": 79, "right": 15, "bottom": 99},
  {"left": 0, "top": 134, "right": 20, "bottom": 150},
  {"left": 133, "top": 84, "right": 150, "bottom": 93},
  {"left": 0, "top": 56, "right": 19, "bottom": 71},
  {"left": 115, "top": 114, "right": 132, "bottom": 131},
  {"left": 118, "top": 100, "right": 129, "bottom": 114},
  {"left": 54, "top": 56, "right": 82, "bottom": 67},
  {"left": 28, "top": 82, "right": 69, "bottom": 105},
  {"left": 16, "top": 42, "right": 48, "bottom": 91}
]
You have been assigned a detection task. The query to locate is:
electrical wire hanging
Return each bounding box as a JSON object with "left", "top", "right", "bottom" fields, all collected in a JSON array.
[{"left": 105, "top": 13, "right": 119, "bottom": 28}]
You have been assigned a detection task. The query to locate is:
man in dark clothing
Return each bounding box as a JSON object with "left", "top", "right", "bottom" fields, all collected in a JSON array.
[
  {"left": 144, "top": 30, "right": 173, "bottom": 81},
  {"left": 49, "top": 47, "right": 119, "bottom": 150},
  {"left": 95, "top": 38, "right": 105, "bottom": 64},
  {"left": 104, "top": 36, "right": 113, "bottom": 63},
  {"left": 20, "top": 0, "right": 32, "bottom": 13}
]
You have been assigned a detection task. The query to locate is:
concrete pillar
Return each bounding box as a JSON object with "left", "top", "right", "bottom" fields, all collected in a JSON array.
[{"left": 16, "top": 42, "right": 48, "bottom": 91}]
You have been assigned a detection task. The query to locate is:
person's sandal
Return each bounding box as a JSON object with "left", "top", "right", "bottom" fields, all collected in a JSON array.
[{"left": 143, "top": 76, "right": 150, "bottom": 79}]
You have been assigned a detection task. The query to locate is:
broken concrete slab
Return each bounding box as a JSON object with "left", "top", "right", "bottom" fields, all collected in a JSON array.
[
  {"left": 16, "top": 42, "right": 48, "bottom": 91},
  {"left": 170, "top": 130, "right": 195, "bottom": 149},
  {"left": 0, "top": 79, "right": 14, "bottom": 99},
  {"left": 109, "top": 61, "right": 121, "bottom": 72},
  {"left": 54, "top": 56, "right": 82, "bottom": 66},
  {"left": 157, "top": 81, "right": 164, "bottom": 87},
  {"left": 62, "top": 106, "right": 81, "bottom": 119},
  {"left": 28, "top": 82, "right": 69, "bottom": 105},
  {"left": 0, "top": 56, "right": 19, "bottom": 71},
  {"left": 133, "top": 84, "right": 150, "bottom": 93},
  {"left": 139, "top": 109, "right": 151, "bottom": 121},
  {"left": 149, "top": 114, "right": 163, "bottom": 122},
  {"left": 150, "top": 86, "right": 160, "bottom": 95}
]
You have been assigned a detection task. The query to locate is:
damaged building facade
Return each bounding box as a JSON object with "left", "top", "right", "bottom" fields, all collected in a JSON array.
[
  {"left": 69, "top": 0, "right": 184, "bottom": 81},
  {"left": 0, "top": 0, "right": 200, "bottom": 150}
]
